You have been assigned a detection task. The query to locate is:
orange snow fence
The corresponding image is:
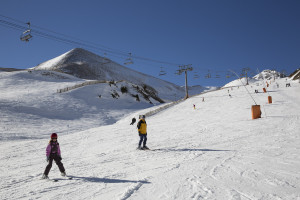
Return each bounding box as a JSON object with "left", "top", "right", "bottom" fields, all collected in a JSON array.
[
  {"left": 251, "top": 105, "right": 261, "bottom": 119},
  {"left": 268, "top": 96, "right": 272, "bottom": 104},
  {"left": 263, "top": 88, "right": 267, "bottom": 93}
]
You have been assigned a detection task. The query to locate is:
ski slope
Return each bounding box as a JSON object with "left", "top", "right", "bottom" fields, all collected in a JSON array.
[{"left": 1, "top": 78, "right": 300, "bottom": 199}]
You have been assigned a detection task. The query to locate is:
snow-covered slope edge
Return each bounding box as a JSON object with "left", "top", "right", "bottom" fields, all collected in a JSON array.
[{"left": 289, "top": 68, "right": 300, "bottom": 80}]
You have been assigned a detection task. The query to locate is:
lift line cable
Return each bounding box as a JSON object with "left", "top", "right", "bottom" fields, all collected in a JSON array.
[
  {"left": 1, "top": 15, "right": 240, "bottom": 72},
  {"left": 229, "top": 69, "right": 257, "bottom": 105},
  {"left": 0, "top": 19, "right": 240, "bottom": 77},
  {"left": 0, "top": 14, "right": 127, "bottom": 55},
  {"left": 0, "top": 15, "right": 183, "bottom": 67}
]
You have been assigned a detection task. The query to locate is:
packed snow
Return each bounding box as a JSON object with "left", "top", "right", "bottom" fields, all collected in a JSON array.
[{"left": 0, "top": 71, "right": 300, "bottom": 199}]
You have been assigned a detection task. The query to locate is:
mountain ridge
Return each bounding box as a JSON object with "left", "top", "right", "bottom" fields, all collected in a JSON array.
[
  {"left": 32, "top": 48, "right": 189, "bottom": 101},
  {"left": 33, "top": 48, "right": 179, "bottom": 86}
]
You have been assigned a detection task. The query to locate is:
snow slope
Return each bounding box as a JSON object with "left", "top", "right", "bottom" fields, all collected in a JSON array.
[
  {"left": 0, "top": 70, "right": 168, "bottom": 140},
  {"left": 0, "top": 69, "right": 215, "bottom": 140},
  {"left": 1, "top": 77, "right": 300, "bottom": 199},
  {"left": 223, "top": 77, "right": 256, "bottom": 87}
]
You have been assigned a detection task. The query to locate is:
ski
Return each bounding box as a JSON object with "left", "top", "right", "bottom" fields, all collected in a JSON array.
[
  {"left": 136, "top": 147, "right": 151, "bottom": 151},
  {"left": 136, "top": 148, "right": 163, "bottom": 151},
  {"left": 41, "top": 176, "right": 72, "bottom": 181},
  {"left": 41, "top": 178, "right": 58, "bottom": 182}
]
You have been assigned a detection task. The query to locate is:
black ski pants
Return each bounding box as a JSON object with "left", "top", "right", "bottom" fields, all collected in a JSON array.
[{"left": 44, "top": 154, "right": 65, "bottom": 175}]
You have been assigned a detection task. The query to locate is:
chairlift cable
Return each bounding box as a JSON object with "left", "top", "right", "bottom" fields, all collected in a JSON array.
[
  {"left": 229, "top": 69, "right": 257, "bottom": 105},
  {"left": 0, "top": 14, "right": 127, "bottom": 55},
  {"left": 0, "top": 14, "right": 182, "bottom": 67},
  {"left": 1, "top": 14, "right": 263, "bottom": 75}
]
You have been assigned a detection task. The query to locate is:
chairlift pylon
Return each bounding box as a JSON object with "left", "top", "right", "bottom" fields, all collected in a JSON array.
[
  {"left": 124, "top": 53, "right": 134, "bottom": 65},
  {"left": 20, "top": 22, "right": 32, "bottom": 42}
]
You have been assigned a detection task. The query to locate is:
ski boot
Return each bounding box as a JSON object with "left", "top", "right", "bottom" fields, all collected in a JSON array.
[
  {"left": 61, "top": 172, "right": 66, "bottom": 177},
  {"left": 137, "top": 145, "right": 142, "bottom": 150},
  {"left": 142, "top": 146, "right": 149, "bottom": 150},
  {"left": 42, "top": 174, "right": 49, "bottom": 179}
]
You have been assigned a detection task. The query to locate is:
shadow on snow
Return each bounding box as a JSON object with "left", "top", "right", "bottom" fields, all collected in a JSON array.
[
  {"left": 66, "top": 176, "right": 151, "bottom": 184},
  {"left": 153, "top": 148, "right": 234, "bottom": 152}
]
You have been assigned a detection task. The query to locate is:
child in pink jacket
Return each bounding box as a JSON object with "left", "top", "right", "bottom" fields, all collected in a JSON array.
[{"left": 42, "top": 133, "right": 66, "bottom": 179}]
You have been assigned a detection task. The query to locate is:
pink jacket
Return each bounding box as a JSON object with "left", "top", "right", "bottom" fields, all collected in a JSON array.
[{"left": 46, "top": 141, "right": 61, "bottom": 157}]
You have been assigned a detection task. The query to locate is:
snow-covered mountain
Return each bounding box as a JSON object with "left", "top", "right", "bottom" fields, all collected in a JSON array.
[
  {"left": 253, "top": 69, "right": 286, "bottom": 80},
  {"left": 0, "top": 49, "right": 218, "bottom": 140},
  {"left": 33, "top": 48, "right": 186, "bottom": 101},
  {"left": 223, "top": 70, "right": 288, "bottom": 87},
  {"left": 0, "top": 64, "right": 215, "bottom": 140}
]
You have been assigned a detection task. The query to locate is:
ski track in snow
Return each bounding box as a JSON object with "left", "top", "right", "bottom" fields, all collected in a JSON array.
[{"left": 1, "top": 73, "right": 300, "bottom": 199}]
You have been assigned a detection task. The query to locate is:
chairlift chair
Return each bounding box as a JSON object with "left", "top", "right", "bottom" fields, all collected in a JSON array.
[
  {"left": 102, "top": 53, "right": 111, "bottom": 65},
  {"left": 193, "top": 72, "right": 200, "bottom": 79},
  {"left": 124, "top": 53, "right": 134, "bottom": 65},
  {"left": 159, "top": 67, "right": 167, "bottom": 76},
  {"left": 205, "top": 73, "right": 211, "bottom": 78},
  {"left": 159, "top": 72, "right": 167, "bottom": 76},
  {"left": 175, "top": 69, "right": 181, "bottom": 75},
  {"left": 20, "top": 22, "right": 32, "bottom": 42}
]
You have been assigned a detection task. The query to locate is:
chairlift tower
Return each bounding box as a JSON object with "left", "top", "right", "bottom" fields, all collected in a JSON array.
[
  {"left": 242, "top": 68, "right": 250, "bottom": 85},
  {"left": 176, "top": 64, "right": 193, "bottom": 99}
]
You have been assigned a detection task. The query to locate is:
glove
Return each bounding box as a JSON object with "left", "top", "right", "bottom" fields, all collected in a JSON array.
[{"left": 46, "top": 156, "right": 49, "bottom": 162}]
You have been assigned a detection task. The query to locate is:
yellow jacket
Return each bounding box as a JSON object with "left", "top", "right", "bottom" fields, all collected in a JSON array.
[{"left": 137, "top": 119, "right": 147, "bottom": 134}]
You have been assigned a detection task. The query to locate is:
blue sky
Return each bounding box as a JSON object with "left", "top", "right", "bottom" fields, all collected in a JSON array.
[{"left": 1, "top": 0, "right": 300, "bottom": 86}]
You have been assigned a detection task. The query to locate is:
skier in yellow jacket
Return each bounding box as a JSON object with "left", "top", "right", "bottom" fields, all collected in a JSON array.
[{"left": 137, "top": 115, "right": 149, "bottom": 150}]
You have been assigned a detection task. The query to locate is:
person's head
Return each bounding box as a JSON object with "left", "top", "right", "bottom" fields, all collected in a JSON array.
[
  {"left": 51, "top": 133, "right": 58, "bottom": 141},
  {"left": 139, "top": 115, "right": 146, "bottom": 119}
]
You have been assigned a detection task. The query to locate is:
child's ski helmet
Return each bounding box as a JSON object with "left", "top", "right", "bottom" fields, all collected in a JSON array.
[
  {"left": 51, "top": 133, "right": 58, "bottom": 138},
  {"left": 139, "top": 115, "right": 146, "bottom": 119}
]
